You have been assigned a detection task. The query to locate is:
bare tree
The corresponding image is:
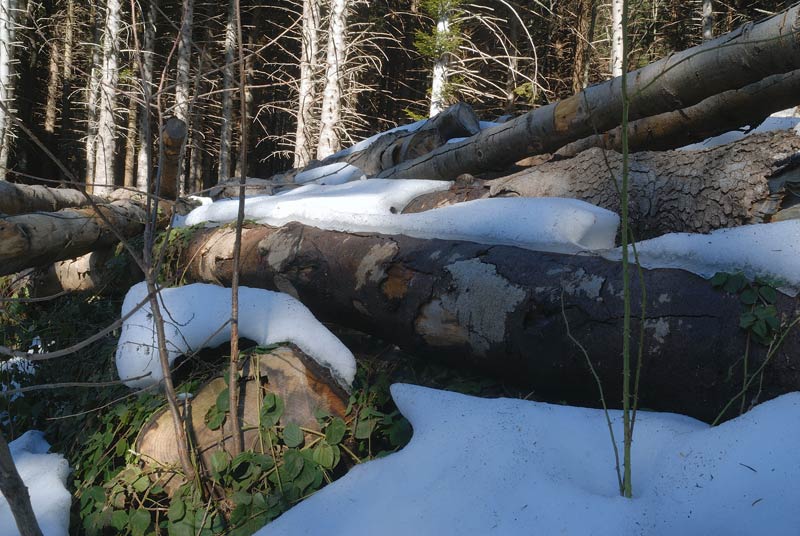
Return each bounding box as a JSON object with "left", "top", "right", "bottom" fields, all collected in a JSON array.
[
  {"left": 293, "top": 0, "right": 320, "bottom": 168},
  {"left": 218, "top": 0, "right": 236, "bottom": 182},
  {"left": 135, "top": 0, "right": 157, "bottom": 191},
  {"left": 92, "top": 0, "right": 122, "bottom": 195},
  {"left": 316, "top": 0, "right": 348, "bottom": 159},
  {"left": 0, "top": 0, "right": 20, "bottom": 181},
  {"left": 610, "top": 0, "right": 623, "bottom": 76}
]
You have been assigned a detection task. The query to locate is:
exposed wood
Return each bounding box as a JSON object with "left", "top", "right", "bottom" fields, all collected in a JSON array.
[
  {"left": 136, "top": 346, "right": 347, "bottom": 494},
  {"left": 557, "top": 69, "right": 800, "bottom": 157},
  {"left": 0, "top": 200, "right": 147, "bottom": 276},
  {"left": 158, "top": 117, "right": 188, "bottom": 200},
  {"left": 377, "top": 5, "right": 800, "bottom": 181},
  {"left": 0, "top": 432, "right": 43, "bottom": 536},
  {"left": 0, "top": 181, "right": 101, "bottom": 215},
  {"left": 26, "top": 248, "right": 142, "bottom": 296},
  {"left": 405, "top": 131, "right": 800, "bottom": 238},
  {"left": 181, "top": 222, "right": 800, "bottom": 422}
]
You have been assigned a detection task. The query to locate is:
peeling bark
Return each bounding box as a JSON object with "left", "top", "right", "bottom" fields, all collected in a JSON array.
[{"left": 181, "top": 222, "right": 800, "bottom": 422}]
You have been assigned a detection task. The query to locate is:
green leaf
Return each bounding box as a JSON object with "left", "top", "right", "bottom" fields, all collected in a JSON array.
[
  {"left": 388, "top": 418, "right": 413, "bottom": 446},
  {"left": 312, "top": 443, "right": 336, "bottom": 469},
  {"left": 206, "top": 407, "right": 225, "bottom": 430},
  {"left": 355, "top": 418, "right": 378, "bottom": 439},
  {"left": 740, "top": 312, "right": 756, "bottom": 329},
  {"left": 724, "top": 273, "right": 746, "bottom": 293},
  {"left": 325, "top": 417, "right": 346, "bottom": 445},
  {"left": 216, "top": 387, "right": 230, "bottom": 413},
  {"left": 739, "top": 288, "right": 757, "bottom": 305},
  {"left": 232, "top": 490, "right": 253, "bottom": 507},
  {"left": 283, "top": 423, "right": 304, "bottom": 448},
  {"left": 758, "top": 285, "right": 777, "bottom": 304},
  {"left": 168, "top": 498, "right": 186, "bottom": 522},
  {"left": 129, "top": 509, "right": 151, "bottom": 536},
  {"left": 132, "top": 474, "right": 151, "bottom": 493},
  {"left": 281, "top": 449, "right": 304, "bottom": 481},
  {"left": 110, "top": 510, "right": 128, "bottom": 531},
  {"left": 753, "top": 319, "right": 768, "bottom": 339},
  {"left": 261, "top": 394, "right": 285, "bottom": 428},
  {"left": 710, "top": 272, "right": 729, "bottom": 288},
  {"left": 210, "top": 450, "right": 230, "bottom": 478}
]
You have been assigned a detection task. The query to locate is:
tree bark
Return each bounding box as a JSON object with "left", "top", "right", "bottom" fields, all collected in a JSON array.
[
  {"left": 217, "top": 0, "right": 236, "bottom": 182},
  {"left": 0, "top": 432, "right": 42, "bottom": 536},
  {"left": 158, "top": 117, "right": 188, "bottom": 200},
  {"left": 571, "top": 0, "right": 596, "bottom": 95},
  {"left": 610, "top": 0, "right": 623, "bottom": 77},
  {"left": 174, "top": 0, "right": 193, "bottom": 192},
  {"left": 123, "top": 93, "right": 138, "bottom": 189},
  {"left": 135, "top": 0, "right": 157, "bottom": 191},
  {"left": 85, "top": 3, "right": 102, "bottom": 187},
  {"left": 316, "top": 0, "right": 348, "bottom": 159},
  {"left": 0, "top": 0, "right": 20, "bottom": 182},
  {"left": 0, "top": 200, "right": 147, "bottom": 276},
  {"left": 293, "top": 0, "right": 320, "bottom": 169},
  {"left": 0, "top": 181, "right": 102, "bottom": 215},
  {"left": 180, "top": 222, "right": 800, "bottom": 422},
  {"left": 407, "top": 131, "right": 800, "bottom": 238},
  {"left": 92, "top": 0, "right": 122, "bottom": 195},
  {"left": 377, "top": 4, "right": 800, "bottom": 181},
  {"left": 557, "top": 69, "right": 800, "bottom": 157}
]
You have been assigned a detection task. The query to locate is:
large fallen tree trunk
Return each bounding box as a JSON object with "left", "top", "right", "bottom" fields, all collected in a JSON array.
[
  {"left": 0, "top": 201, "right": 147, "bottom": 276},
  {"left": 0, "top": 180, "right": 102, "bottom": 216},
  {"left": 404, "top": 131, "right": 800, "bottom": 237},
  {"left": 556, "top": 69, "right": 800, "bottom": 157},
  {"left": 377, "top": 5, "right": 800, "bottom": 181},
  {"left": 181, "top": 223, "right": 800, "bottom": 422}
]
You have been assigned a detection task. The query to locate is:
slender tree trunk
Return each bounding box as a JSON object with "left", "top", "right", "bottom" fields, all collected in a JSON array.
[
  {"left": 316, "top": 0, "right": 348, "bottom": 159},
  {"left": 84, "top": 3, "right": 102, "bottom": 188},
  {"left": 135, "top": 0, "right": 157, "bottom": 191},
  {"left": 43, "top": 37, "right": 59, "bottom": 134},
  {"left": 293, "top": 0, "right": 320, "bottom": 168},
  {"left": 218, "top": 0, "right": 236, "bottom": 182},
  {"left": 123, "top": 93, "right": 137, "bottom": 188},
  {"left": 429, "top": 10, "right": 450, "bottom": 117},
  {"left": 92, "top": 0, "right": 123, "bottom": 195},
  {"left": 57, "top": 0, "right": 74, "bottom": 183},
  {"left": 702, "top": 0, "right": 713, "bottom": 40},
  {"left": 174, "top": 0, "right": 193, "bottom": 192},
  {"left": 571, "top": 0, "right": 596, "bottom": 94},
  {"left": 610, "top": 0, "right": 623, "bottom": 77},
  {"left": 504, "top": 14, "right": 518, "bottom": 113},
  {"left": 0, "top": 432, "right": 42, "bottom": 536},
  {"left": 0, "top": 0, "right": 19, "bottom": 181}
]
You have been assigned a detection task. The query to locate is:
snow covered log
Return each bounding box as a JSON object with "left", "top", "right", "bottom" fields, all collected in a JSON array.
[
  {"left": 378, "top": 5, "right": 800, "bottom": 181},
  {"left": 181, "top": 222, "right": 800, "bottom": 422},
  {"left": 0, "top": 181, "right": 101, "bottom": 216},
  {"left": 404, "top": 131, "right": 800, "bottom": 237},
  {"left": 557, "top": 69, "right": 800, "bottom": 157},
  {"left": 0, "top": 200, "right": 147, "bottom": 276}
]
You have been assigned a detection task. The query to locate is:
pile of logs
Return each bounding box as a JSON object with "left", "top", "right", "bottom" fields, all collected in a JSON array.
[{"left": 3, "top": 6, "right": 800, "bottom": 422}]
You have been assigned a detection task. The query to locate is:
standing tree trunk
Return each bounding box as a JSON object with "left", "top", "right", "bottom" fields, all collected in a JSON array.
[
  {"left": 92, "top": 0, "right": 122, "bottom": 195},
  {"left": 135, "top": 0, "right": 157, "bottom": 191},
  {"left": 218, "top": 0, "right": 236, "bottom": 182},
  {"left": 316, "top": 0, "right": 348, "bottom": 159},
  {"left": 57, "top": 0, "right": 75, "bottom": 183},
  {"left": 429, "top": 6, "right": 451, "bottom": 117},
  {"left": 610, "top": 0, "right": 623, "bottom": 77},
  {"left": 123, "top": 93, "right": 137, "bottom": 188},
  {"left": 293, "top": 0, "right": 320, "bottom": 168},
  {"left": 43, "top": 35, "right": 59, "bottom": 135},
  {"left": 174, "top": 0, "right": 193, "bottom": 193},
  {"left": 702, "top": 0, "right": 713, "bottom": 40},
  {"left": 85, "top": 3, "right": 102, "bottom": 187},
  {"left": 0, "top": 0, "right": 19, "bottom": 181},
  {"left": 571, "top": 0, "right": 596, "bottom": 94}
]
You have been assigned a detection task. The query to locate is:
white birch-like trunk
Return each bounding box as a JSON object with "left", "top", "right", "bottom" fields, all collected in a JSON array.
[
  {"left": 44, "top": 38, "right": 59, "bottom": 133},
  {"left": 174, "top": 0, "right": 193, "bottom": 194},
  {"left": 429, "top": 16, "right": 450, "bottom": 117},
  {"left": 85, "top": 4, "right": 102, "bottom": 188},
  {"left": 293, "top": 0, "right": 320, "bottom": 168},
  {"left": 702, "top": 0, "right": 713, "bottom": 40},
  {"left": 316, "top": 0, "right": 347, "bottom": 160},
  {"left": 218, "top": 0, "right": 236, "bottom": 182},
  {"left": 610, "top": 0, "right": 623, "bottom": 77},
  {"left": 92, "top": 0, "right": 121, "bottom": 195},
  {"left": 135, "top": 0, "right": 157, "bottom": 191},
  {"left": 0, "top": 0, "right": 19, "bottom": 181}
]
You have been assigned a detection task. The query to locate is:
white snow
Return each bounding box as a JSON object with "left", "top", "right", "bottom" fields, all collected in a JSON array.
[
  {"left": 0, "top": 431, "right": 70, "bottom": 536},
  {"left": 601, "top": 220, "right": 800, "bottom": 295},
  {"left": 293, "top": 162, "right": 366, "bottom": 185},
  {"left": 258, "top": 384, "right": 800, "bottom": 536},
  {"left": 115, "top": 283, "right": 356, "bottom": 390},
  {"left": 680, "top": 108, "right": 799, "bottom": 150},
  {"left": 183, "top": 180, "right": 620, "bottom": 255},
  {"left": 325, "top": 119, "right": 427, "bottom": 160}
]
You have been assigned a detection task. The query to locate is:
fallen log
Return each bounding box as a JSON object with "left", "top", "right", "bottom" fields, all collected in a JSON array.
[
  {"left": 0, "top": 201, "right": 147, "bottom": 276},
  {"left": 377, "top": 5, "right": 800, "bottom": 181},
  {"left": 404, "top": 131, "right": 800, "bottom": 237},
  {"left": 181, "top": 223, "right": 800, "bottom": 422},
  {"left": 557, "top": 69, "right": 800, "bottom": 157},
  {"left": 0, "top": 180, "right": 101, "bottom": 216}
]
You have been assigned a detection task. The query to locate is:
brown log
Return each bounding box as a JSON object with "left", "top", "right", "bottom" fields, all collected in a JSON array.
[
  {"left": 557, "top": 69, "right": 800, "bottom": 157},
  {"left": 181, "top": 222, "right": 800, "bottom": 423},
  {"left": 137, "top": 346, "right": 347, "bottom": 494},
  {"left": 405, "top": 131, "right": 800, "bottom": 238},
  {"left": 0, "top": 180, "right": 101, "bottom": 216},
  {"left": 377, "top": 5, "right": 800, "bottom": 181},
  {"left": 25, "top": 248, "right": 143, "bottom": 296},
  {"left": 0, "top": 200, "right": 147, "bottom": 276}
]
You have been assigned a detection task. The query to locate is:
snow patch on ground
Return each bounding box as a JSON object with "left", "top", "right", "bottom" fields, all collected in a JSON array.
[
  {"left": 0, "top": 431, "right": 71, "bottom": 536},
  {"left": 115, "top": 283, "right": 356, "bottom": 390},
  {"left": 601, "top": 220, "right": 800, "bottom": 295},
  {"left": 257, "top": 384, "right": 800, "bottom": 536},
  {"left": 183, "top": 180, "right": 620, "bottom": 255}
]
